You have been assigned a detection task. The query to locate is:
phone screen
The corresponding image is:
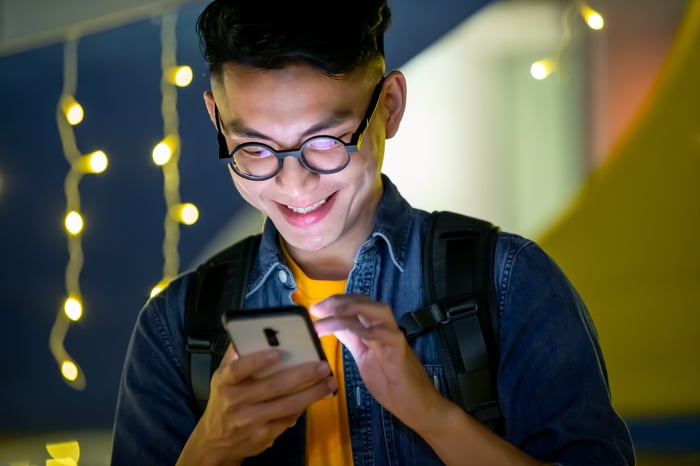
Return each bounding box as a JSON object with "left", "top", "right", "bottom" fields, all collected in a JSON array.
[{"left": 221, "top": 306, "right": 327, "bottom": 378}]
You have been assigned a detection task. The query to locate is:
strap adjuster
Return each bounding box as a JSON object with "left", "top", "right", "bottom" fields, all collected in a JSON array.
[
  {"left": 399, "top": 295, "right": 478, "bottom": 340},
  {"left": 440, "top": 295, "right": 478, "bottom": 324},
  {"left": 186, "top": 337, "right": 211, "bottom": 353}
]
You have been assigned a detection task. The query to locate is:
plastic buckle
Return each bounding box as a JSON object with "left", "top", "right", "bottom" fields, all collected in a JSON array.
[
  {"left": 440, "top": 295, "right": 478, "bottom": 324},
  {"left": 186, "top": 337, "right": 211, "bottom": 353}
]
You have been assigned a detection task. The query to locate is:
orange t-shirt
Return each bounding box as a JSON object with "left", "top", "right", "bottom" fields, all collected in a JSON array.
[{"left": 280, "top": 245, "right": 354, "bottom": 465}]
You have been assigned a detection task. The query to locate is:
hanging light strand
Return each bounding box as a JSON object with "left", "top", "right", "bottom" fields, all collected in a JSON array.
[
  {"left": 530, "top": 1, "right": 605, "bottom": 81},
  {"left": 152, "top": 11, "right": 197, "bottom": 297},
  {"left": 50, "top": 31, "right": 109, "bottom": 390},
  {"left": 48, "top": 33, "right": 85, "bottom": 390},
  {"left": 51, "top": 32, "right": 86, "bottom": 390}
]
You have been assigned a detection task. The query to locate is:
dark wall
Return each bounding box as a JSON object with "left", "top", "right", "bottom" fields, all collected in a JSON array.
[{"left": 0, "top": 0, "right": 490, "bottom": 433}]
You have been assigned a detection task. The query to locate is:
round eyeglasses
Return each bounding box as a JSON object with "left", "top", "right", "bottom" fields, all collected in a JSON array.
[{"left": 214, "top": 77, "right": 385, "bottom": 181}]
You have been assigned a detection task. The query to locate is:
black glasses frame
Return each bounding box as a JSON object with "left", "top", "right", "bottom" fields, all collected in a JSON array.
[{"left": 214, "top": 77, "right": 385, "bottom": 180}]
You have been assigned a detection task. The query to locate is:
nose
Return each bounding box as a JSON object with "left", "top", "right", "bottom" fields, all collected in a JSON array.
[{"left": 275, "top": 153, "right": 318, "bottom": 193}]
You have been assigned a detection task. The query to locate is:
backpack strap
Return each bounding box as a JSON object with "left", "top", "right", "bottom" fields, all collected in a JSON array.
[
  {"left": 398, "top": 211, "right": 504, "bottom": 434},
  {"left": 184, "top": 234, "right": 261, "bottom": 414}
]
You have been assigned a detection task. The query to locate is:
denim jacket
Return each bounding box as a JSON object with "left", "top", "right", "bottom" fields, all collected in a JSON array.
[{"left": 111, "top": 175, "right": 635, "bottom": 465}]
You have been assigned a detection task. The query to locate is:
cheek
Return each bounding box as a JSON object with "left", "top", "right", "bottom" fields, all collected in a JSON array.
[{"left": 230, "top": 172, "right": 262, "bottom": 206}]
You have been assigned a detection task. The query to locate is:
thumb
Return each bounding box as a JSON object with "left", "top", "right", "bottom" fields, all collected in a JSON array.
[{"left": 309, "top": 302, "right": 331, "bottom": 319}]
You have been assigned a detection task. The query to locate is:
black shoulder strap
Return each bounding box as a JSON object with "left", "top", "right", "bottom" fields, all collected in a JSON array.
[
  {"left": 184, "top": 234, "right": 261, "bottom": 414},
  {"left": 398, "top": 211, "right": 504, "bottom": 434}
]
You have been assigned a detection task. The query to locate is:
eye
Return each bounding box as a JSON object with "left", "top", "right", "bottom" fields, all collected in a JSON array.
[
  {"left": 239, "top": 144, "right": 274, "bottom": 158},
  {"left": 307, "top": 137, "right": 341, "bottom": 151}
]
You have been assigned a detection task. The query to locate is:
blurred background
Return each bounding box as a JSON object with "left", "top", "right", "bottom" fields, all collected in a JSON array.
[{"left": 0, "top": 0, "right": 698, "bottom": 464}]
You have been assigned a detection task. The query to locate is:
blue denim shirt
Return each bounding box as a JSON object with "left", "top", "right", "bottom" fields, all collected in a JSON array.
[{"left": 111, "top": 176, "right": 635, "bottom": 465}]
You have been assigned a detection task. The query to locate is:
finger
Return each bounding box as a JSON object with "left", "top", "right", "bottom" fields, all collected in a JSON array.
[
  {"left": 220, "top": 343, "right": 238, "bottom": 365},
  {"left": 333, "top": 329, "right": 367, "bottom": 360},
  {"left": 318, "top": 295, "right": 397, "bottom": 329},
  {"left": 218, "top": 348, "right": 282, "bottom": 384},
  {"left": 351, "top": 324, "right": 405, "bottom": 344},
  {"left": 314, "top": 316, "right": 366, "bottom": 336},
  {"left": 249, "top": 360, "right": 332, "bottom": 399},
  {"left": 235, "top": 375, "right": 337, "bottom": 426},
  {"left": 310, "top": 293, "right": 371, "bottom": 317}
]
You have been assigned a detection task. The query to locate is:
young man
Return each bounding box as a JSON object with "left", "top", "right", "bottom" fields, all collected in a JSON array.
[{"left": 111, "top": 0, "right": 635, "bottom": 464}]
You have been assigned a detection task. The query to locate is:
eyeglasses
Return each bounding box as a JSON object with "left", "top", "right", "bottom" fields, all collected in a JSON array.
[{"left": 214, "top": 77, "right": 385, "bottom": 181}]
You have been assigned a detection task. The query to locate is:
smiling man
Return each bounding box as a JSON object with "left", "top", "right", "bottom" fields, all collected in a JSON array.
[{"left": 111, "top": 1, "right": 635, "bottom": 465}]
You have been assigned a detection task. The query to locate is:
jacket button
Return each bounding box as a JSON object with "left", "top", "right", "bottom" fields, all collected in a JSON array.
[{"left": 277, "top": 269, "right": 288, "bottom": 284}]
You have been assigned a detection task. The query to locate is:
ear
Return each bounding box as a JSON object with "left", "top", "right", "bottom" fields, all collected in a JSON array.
[
  {"left": 380, "top": 70, "right": 407, "bottom": 139},
  {"left": 203, "top": 90, "right": 217, "bottom": 127}
]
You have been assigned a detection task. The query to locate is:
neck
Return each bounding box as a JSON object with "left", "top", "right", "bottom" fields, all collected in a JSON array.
[{"left": 288, "top": 247, "right": 355, "bottom": 281}]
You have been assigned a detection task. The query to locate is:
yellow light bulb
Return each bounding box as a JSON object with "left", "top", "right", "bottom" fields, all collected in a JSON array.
[
  {"left": 61, "top": 360, "right": 79, "bottom": 381},
  {"left": 79, "top": 150, "right": 108, "bottom": 174},
  {"left": 152, "top": 142, "right": 172, "bottom": 165},
  {"left": 64, "top": 297, "right": 83, "bottom": 321},
  {"left": 179, "top": 203, "right": 199, "bottom": 225},
  {"left": 174, "top": 66, "right": 193, "bottom": 87},
  {"left": 579, "top": 3, "right": 604, "bottom": 30},
  {"left": 61, "top": 96, "right": 84, "bottom": 125},
  {"left": 66, "top": 104, "right": 84, "bottom": 125},
  {"left": 64, "top": 211, "right": 84, "bottom": 235},
  {"left": 530, "top": 59, "right": 555, "bottom": 80},
  {"left": 152, "top": 135, "right": 179, "bottom": 166},
  {"left": 88, "top": 150, "right": 108, "bottom": 173}
]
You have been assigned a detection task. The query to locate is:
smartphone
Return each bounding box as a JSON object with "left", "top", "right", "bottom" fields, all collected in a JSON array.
[{"left": 221, "top": 305, "right": 327, "bottom": 379}]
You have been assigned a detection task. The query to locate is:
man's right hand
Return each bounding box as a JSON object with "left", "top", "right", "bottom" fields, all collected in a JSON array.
[{"left": 176, "top": 344, "right": 337, "bottom": 466}]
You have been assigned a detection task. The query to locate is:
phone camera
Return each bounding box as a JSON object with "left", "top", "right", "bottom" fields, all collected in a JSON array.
[{"left": 263, "top": 327, "right": 280, "bottom": 347}]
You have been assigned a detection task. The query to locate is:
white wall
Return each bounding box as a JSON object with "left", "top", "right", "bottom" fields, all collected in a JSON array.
[{"left": 384, "top": 0, "right": 586, "bottom": 238}]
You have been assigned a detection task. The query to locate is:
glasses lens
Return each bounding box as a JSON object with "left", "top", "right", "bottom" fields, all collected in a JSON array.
[
  {"left": 301, "top": 137, "right": 351, "bottom": 173},
  {"left": 232, "top": 143, "right": 279, "bottom": 179}
]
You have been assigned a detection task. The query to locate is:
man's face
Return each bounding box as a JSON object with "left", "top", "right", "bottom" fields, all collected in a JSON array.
[{"left": 205, "top": 62, "right": 402, "bottom": 256}]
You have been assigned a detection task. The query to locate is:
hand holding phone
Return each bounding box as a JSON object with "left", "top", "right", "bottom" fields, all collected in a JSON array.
[{"left": 221, "top": 305, "right": 327, "bottom": 379}]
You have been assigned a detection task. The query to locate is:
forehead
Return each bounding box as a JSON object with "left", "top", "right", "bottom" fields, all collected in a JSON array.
[{"left": 213, "top": 63, "right": 376, "bottom": 118}]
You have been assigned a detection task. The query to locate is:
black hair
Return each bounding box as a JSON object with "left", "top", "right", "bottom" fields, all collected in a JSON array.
[{"left": 196, "top": 0, "right": 391, "bottom": 77}]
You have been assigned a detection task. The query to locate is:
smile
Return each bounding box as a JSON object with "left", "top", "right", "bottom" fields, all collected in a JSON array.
[{"left": 286, "top": 196, "right": 329, "bottom": 214}]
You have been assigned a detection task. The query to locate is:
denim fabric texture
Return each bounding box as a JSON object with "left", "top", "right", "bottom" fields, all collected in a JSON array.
[{"left": 111, "top": 175, "right": 635, "bottom": 465}]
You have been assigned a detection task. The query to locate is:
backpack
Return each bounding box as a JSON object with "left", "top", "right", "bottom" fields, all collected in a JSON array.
[{"left": 184, "top": 211, "right": 504, "bottom": 434}]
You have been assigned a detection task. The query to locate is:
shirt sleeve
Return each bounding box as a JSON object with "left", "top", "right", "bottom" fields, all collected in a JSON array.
[
  {"left": 495, "top": 234, "right": 635, "bottom": 465},
  {"left": 110, "top": 275, "right": 197, "bottom": 465}
]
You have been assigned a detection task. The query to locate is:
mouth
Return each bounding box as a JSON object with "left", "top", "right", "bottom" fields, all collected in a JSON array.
[{"left": 285, "top": 195, "right": 331, "bottom": 214}]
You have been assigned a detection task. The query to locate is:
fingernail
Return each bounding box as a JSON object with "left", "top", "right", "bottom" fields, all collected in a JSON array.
[
  {"left": 328, "top": 377, "right": 337, "bottom": 392},
  {"left": 317, "top": 362, "right": 331, "bottom": 375},
  {"left": 266, "top": 349, "right": 281, "bottom": 361}
]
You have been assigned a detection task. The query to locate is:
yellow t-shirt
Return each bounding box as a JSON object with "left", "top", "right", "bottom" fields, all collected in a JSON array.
[{"left": 280, "top": 244, "right": 354, "bottom": 466}]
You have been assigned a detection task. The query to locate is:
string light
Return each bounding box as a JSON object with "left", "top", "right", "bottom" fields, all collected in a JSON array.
[
  {"left": 578, "top": 2, "right": 605, "bottom": 30},
  {"left": 64, "top": 296, "right": 83, "bottom": 321},
  {"left": 173, "top": 202, "right": 200, "bottom": 225},
  {"left": 166, "top": 65, "right": 194, "bottom": 87},
  {"left": 49, "top": 32, "right": 109, "bottom": 390},
  {"left": 60, "top": 95, "right": 84, "bottom": 126},
  {"left": 530, "top": 1, "right": 605, "bottom": 80},
  {"left": 151, "top": 11, "right": 198, "bottom": 297},
  {"left": 530, "top": 59, "right": 557, "bottom": 80}
]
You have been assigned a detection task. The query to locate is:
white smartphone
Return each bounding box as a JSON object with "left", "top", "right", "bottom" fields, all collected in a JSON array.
[{"left": 221, "top": 306, "right": 327, "bottom": 379}]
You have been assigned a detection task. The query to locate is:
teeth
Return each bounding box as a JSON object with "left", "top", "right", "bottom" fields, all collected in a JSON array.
[{"left": 287, "top": 197, "right": 327, "bottom": 214}]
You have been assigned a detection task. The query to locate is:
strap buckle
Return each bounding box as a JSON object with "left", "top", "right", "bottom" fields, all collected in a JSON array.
[
  {"left": 186, "top": 336, "right": 211, "bottom": 353},
  {"left": 399, "top": 295, "right": 478, "bottom": 341},
  {"left": 439, "top": 295, "right": 478, "bottom": 324}
]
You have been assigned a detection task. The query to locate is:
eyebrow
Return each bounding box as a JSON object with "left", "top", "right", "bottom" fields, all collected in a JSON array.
[{"left": 222, "top": 108, "right": 356, "bottom": 143}]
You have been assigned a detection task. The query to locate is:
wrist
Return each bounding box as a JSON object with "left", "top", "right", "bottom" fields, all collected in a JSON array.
[
  {"left": 176, "top": 421, "right": 244, "bottom": 466},
  {"left": 412, "top": 395, "right": 467, "bottom": 442}
]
